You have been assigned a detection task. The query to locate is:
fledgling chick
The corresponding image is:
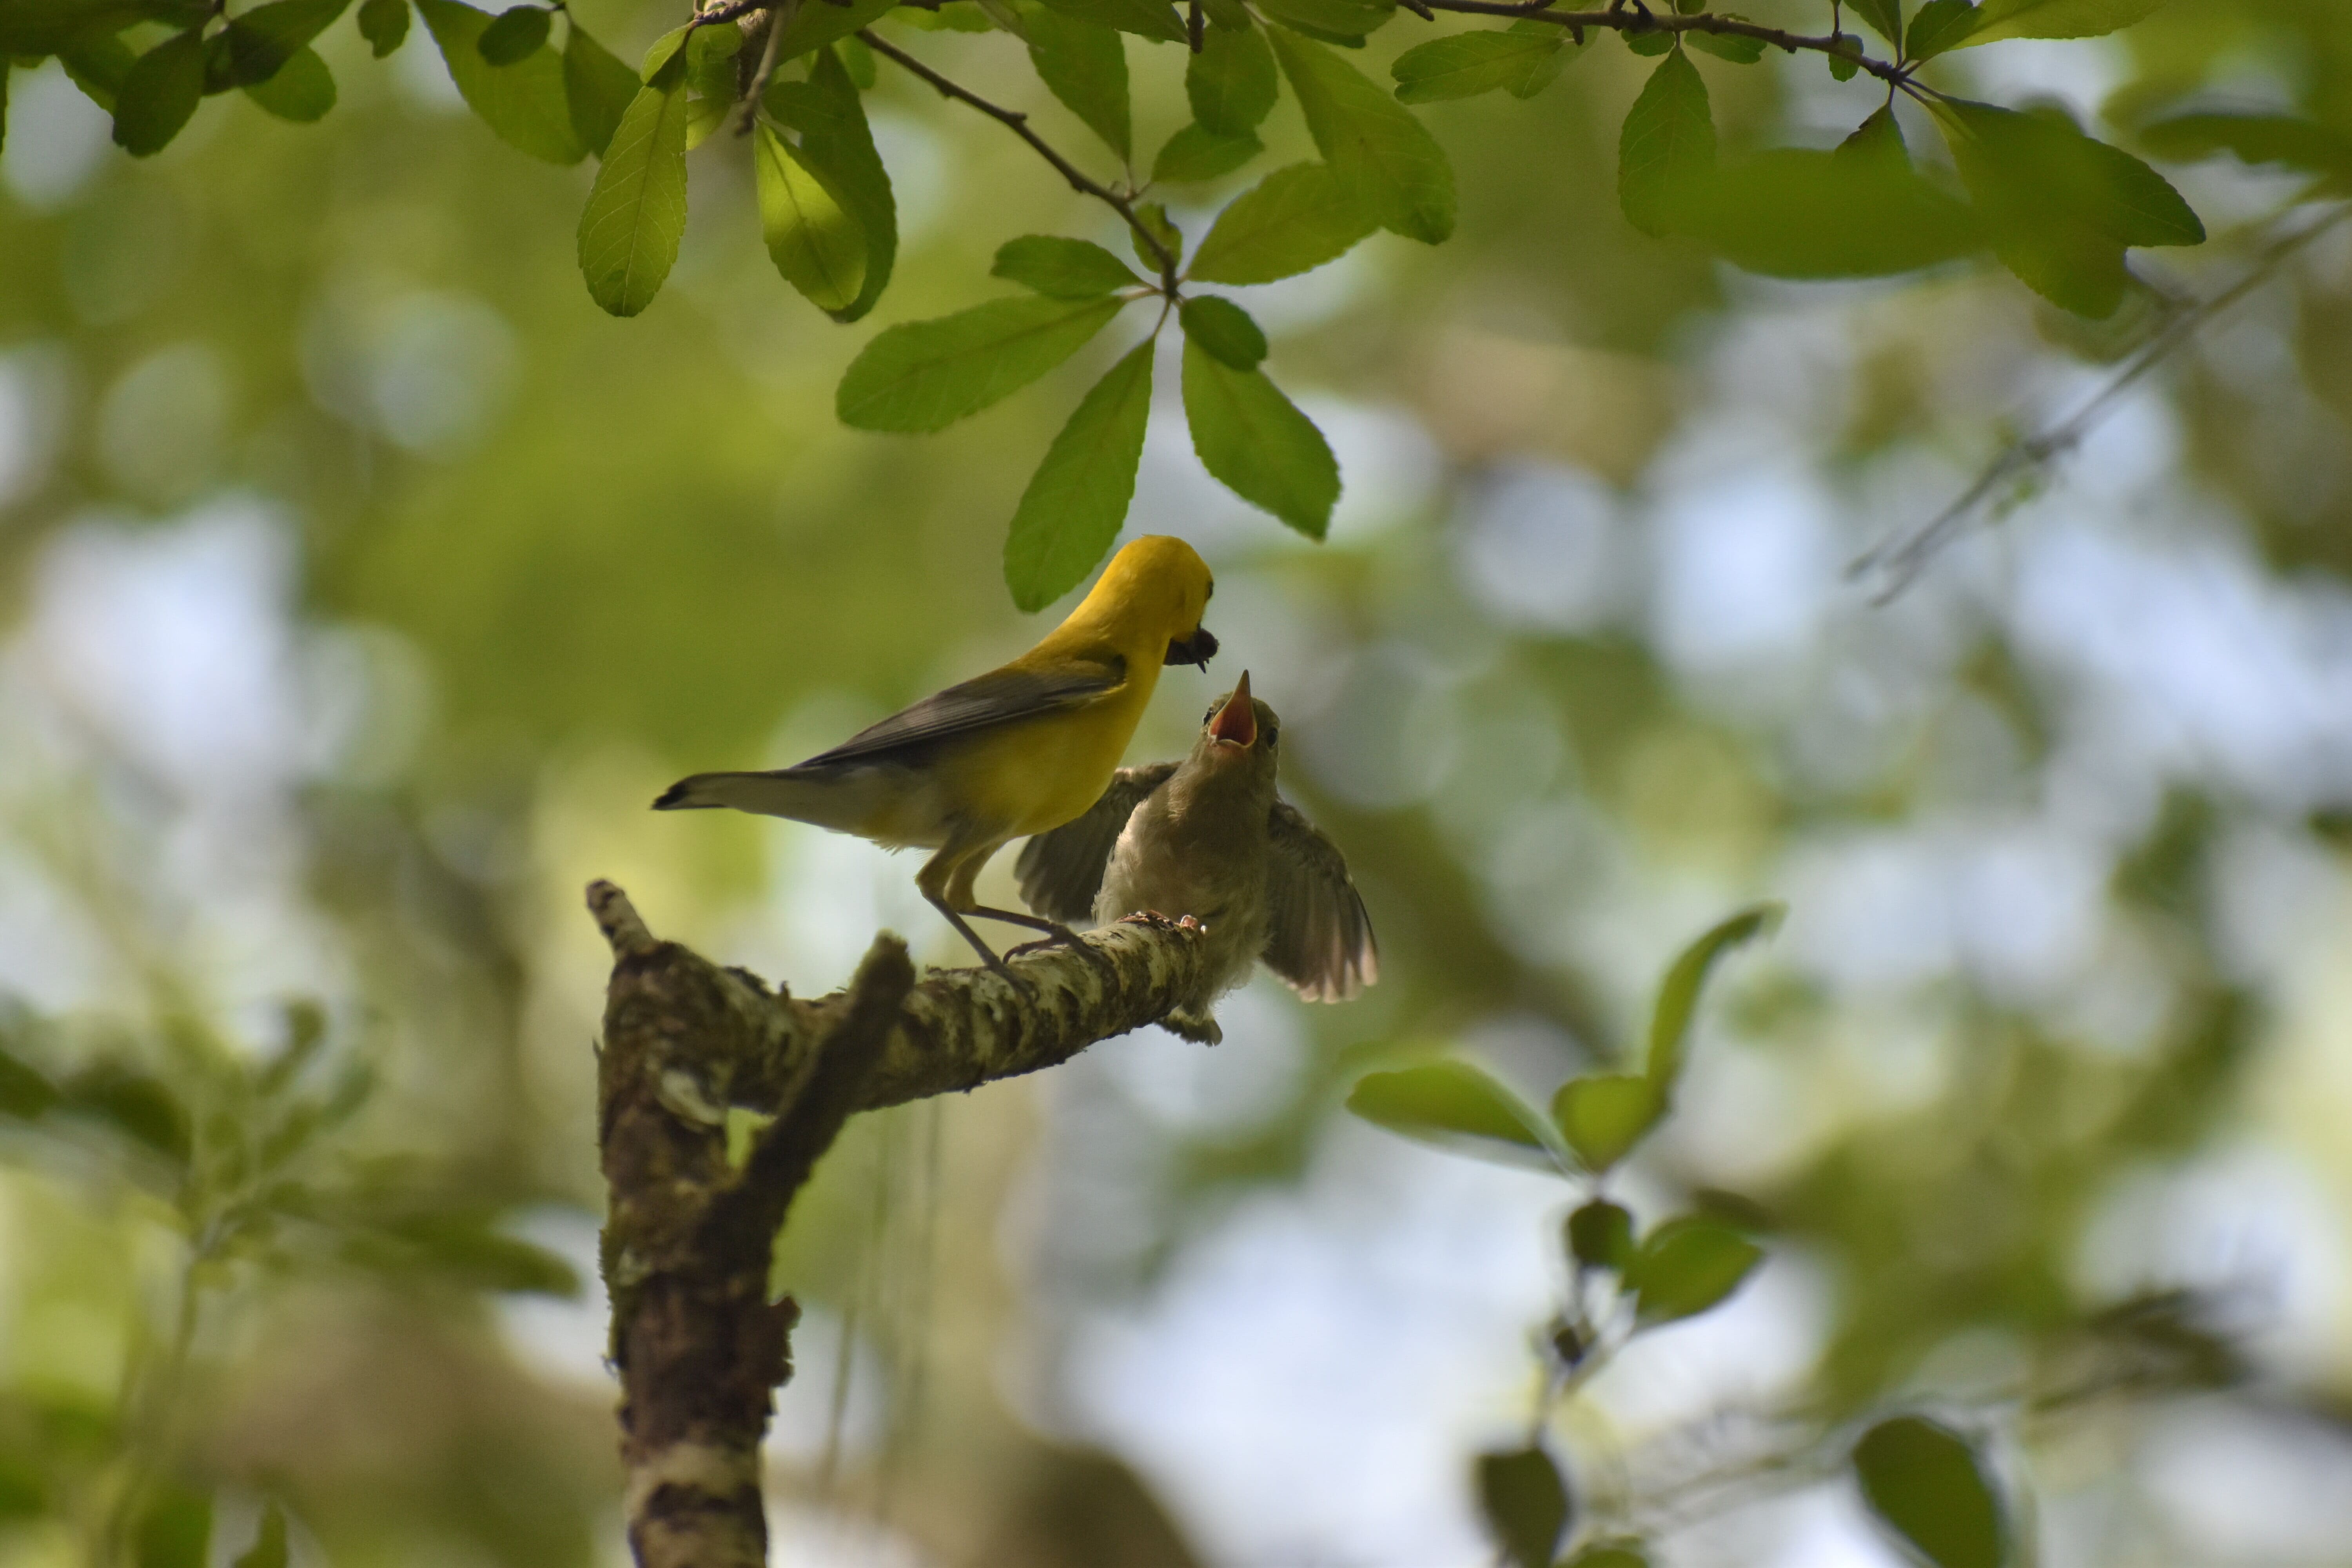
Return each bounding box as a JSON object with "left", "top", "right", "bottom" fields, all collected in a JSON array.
[
  {"left": 1014, "top": 672, "right": 1377, "bottom": 1043},
  {"left": 654, "top": 535, "right": 1218, "bottom": 977}
]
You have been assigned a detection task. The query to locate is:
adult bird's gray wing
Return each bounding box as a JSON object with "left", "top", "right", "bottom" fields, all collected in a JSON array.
[
  {"left": 1260, "top": 800, "right": 1378, "bottom": 1002},
  {"left": 800, "top": 656, "right": 1126, "bottom": 768},
  {"left": 1013, "top": 762, "right": 1179, "bottom": 923}
]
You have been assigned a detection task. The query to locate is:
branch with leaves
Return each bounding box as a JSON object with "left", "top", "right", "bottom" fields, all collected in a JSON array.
[
  {"left": 1342, "top": 904, "right": 2246, "bottom": 1568},
  {"left": 1853, "top": 190, "right": 2352, "bottom": 600},
  {"left": 16, "top": 0, "right": 2316, "bottom": 604},
  {"left": 586, "top": 879, "right": 1219, "bottom": 1568}
]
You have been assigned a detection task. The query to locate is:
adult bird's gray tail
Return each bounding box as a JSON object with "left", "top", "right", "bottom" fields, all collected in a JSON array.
[{"left": 653, "top": 766, "right": 900, "bottom": 837}]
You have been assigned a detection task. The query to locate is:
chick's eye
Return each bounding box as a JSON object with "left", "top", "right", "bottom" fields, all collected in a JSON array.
[
  {"left": 1265, "top": 726, "right": 1278, "bottom": 747},
  {"left": 1203, "top": 704, "right": 1218, "bottom": 723}
]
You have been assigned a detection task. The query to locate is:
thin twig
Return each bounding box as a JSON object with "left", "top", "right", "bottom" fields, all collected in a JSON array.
[
  {"left": 1850, "top": 200, "right": 2352, "bottom": 600},
  {"left": 858, "top": 28, "right": 1183, "bottom": 291},
  {"left": 1423, "top": 2, "right": 1912, "bottom": 87},
  {"left": 734, "top": 0, "right": 790, "bottom": 136}
]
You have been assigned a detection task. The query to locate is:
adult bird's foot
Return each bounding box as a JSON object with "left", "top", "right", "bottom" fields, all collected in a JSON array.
[{"left": 1007, "top": 921, "right": 1118, "bottom": 979}]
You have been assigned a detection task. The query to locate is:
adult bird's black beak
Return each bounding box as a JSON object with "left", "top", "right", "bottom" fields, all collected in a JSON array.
[{"left": 1165, "top": 627, "right": 1219, "bottom": 671}]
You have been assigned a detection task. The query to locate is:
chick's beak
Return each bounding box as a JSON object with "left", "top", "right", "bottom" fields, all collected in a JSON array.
[{"left": 1209, "top": 671, "right": 1256, "bottom": 748}]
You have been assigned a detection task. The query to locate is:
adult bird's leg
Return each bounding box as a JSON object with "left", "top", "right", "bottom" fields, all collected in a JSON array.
[{"left": 918, "top": 845, "right": 1018, "bottom": 981}]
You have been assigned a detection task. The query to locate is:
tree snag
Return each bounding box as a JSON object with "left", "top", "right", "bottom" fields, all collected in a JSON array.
[{"left": 588, "top": 880, "right": 1217, "bottom": 1568}]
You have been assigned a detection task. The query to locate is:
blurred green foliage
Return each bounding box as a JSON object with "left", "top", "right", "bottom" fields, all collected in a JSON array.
[{"left": 2, "top": 0, "right": 2352, "bottom": 1563}]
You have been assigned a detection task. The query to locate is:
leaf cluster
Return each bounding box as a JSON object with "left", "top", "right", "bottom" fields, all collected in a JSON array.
[
  {"left": 0, "top": 0, "right": 2222, "bottom": 609},
  {"left": 0, "top": 1000, "right": 579, "bottom": 1566},
  {"left": 1338, "top": 907, "right": 2029, "bottom": 1568}
]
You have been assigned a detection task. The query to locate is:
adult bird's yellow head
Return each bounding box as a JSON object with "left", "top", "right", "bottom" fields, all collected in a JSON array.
[
  {"left": 653, "top": 534, "right": 1218, "bottom": 980},
  {"left": 1044, "top": 534, "right": 1219, "bottom": 674}
]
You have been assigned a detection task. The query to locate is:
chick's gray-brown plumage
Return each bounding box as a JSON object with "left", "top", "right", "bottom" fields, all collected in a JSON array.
[{"left": 1013, "top": 672, "right": 1377, "bottom": 1042}]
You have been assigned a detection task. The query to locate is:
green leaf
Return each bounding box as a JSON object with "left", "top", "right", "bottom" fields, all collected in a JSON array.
[
  {"left": 682, "top": 22, "right": 742, "bottom": 149},
  {"left": 1939, "top": 98, "right": 2203, "bottom": 317},
  {"left": 638, "top": 22, "right": 691, "bottom": 78},
  {"left": 1003, "top": 338, "right": 1155, "bottom": 612},
  {"left": 771, "top": 0, "right": 899, "bottom": 62},
  {"left": 416, "top": 0, "right": 584, "bottom": 162},
  {"left": 1624, "top": 24, "right": 1674, "bottom": 54},
  {"left": 358, "top": 0, "right": 408, "bottom": 55},
  {"left": 358, "top": 1217, "right": 583, "bottom": 1295},
  {"left": 1189, "top": 160, "right": 1376, "bottom": 283},
  {"left": 0, "top": 0, "right": 151, "bottom": 56},
  {"left": 1132, "top": 200, "right": 1180, "bottom": 272},
  {"left": 1268, "top": 27, "right": 1454, "bottom": 242},
  {"left": 1178, "top": 295, "right": 1266, "bottom": 368},
  {"left": 134, "top": 1483, "right": 212, "bottom": 1568},
  {"left": 1551, "top": 1074, "right": 1663, "bottom": 1171},
  {"left": 1646, "top": 902, "right": 1777, "bottom": 1094},
  {"left": 1390, "top": 31, "right": 1564, "bottom": 103},
  {"left": 1960, "top": 0, "right": 2158, "bottom": 45},
  {"left": 61, "top": 31, "right": 138, "bottom": 112},
  {"left": 1182, "top": 339, "right": 1338, "bottom": 536},
  {"left": 1153, "top": 120, "right": 1262, "bottom": 182},
  {"left": 576, "top": 60, "right": 690, "bottom": 315},
  {"left": 757, "top": 124, "right": 866, "bottom": 312},
  {"left": 1905, "top": 0, "right": 1977, "bottom": 58},
  {"left": 564, "top": 21, "right": 638, "bottom": 156},
  {"left": 1853, "top": 1417, "right": 2007, "bottom": 1568},
  {"left": 1673, "top": 123, "right": 1981, "bottom": 277},
  {"left": 1566, "top": 1198, "right": 1635, "bottom": 1272},
  {"left": 1344, "top": 1061, "right": 1563, "bottom": 1165},
  {"left": 1848, "top": 0, "right": 1902, "bottom": 44},
  {"left": 243, "top": 42, "right": 333, "bottom": 118},
  {"left": 231, "top": 1505, "right": 289, "bottom": 1568},
  {"left": 0, "top": 1042, "right": 59, "bottom": 1121},
  {"left": 993, "top": 234, "right": 1144, "bottom": 297},
  {"left": 1475, "top": 1446, "right": 1570, "bottom": 1568},
  {"left": 60, "top": 1063, "right": 191, "bottom": 1167},
  {"left": 1563, "top": 1542, "right": 1651, "bottom": 1568},
  {"left": 1626, "top": 1215, "right": 1762, "bottom": 1324},
  {"left": 1036, "top": 0, "right": 1187, "bottom": 44},
  {"left": 1189, "top": 18, "right": 1276, "bottom": 132},
  {"left": 1827, "top": 28, "right": 1861, "bottom": 76},
  {"left": 1254, "top": 0, "right": 1394, "bottom": 46},
  {"left": 838, "top": 294, "right": 1125, "bottom": 432},
  {"left": 1618, "top": 47, "right": 1713, "bottom": 237},
  {"left": 1686, "top": 24, "right": 1765, "bottom": 62},
  {"left": 2138, "top": 111, "right": 2352, "bottom": 183},
  {"left": 476, "top": 3, "right": 546, "bottom": 64},
  {"left": 837, "top": 32, "right": 877, "bottom": 85},
  {"left": 206, "top": 0, "right": 348, "bottom": 87},
  {"left": 1024, "top": 5, "right": 1130, "bottom": 159},
  {"left": 112, "top": 27, "right": 206, "bottom": 155},
  {"left": 1198, "top": 0, "right": 1247, "bottom": 26},
  {"left": 765, "top": 51, "right": 895, "bottom": 321}
]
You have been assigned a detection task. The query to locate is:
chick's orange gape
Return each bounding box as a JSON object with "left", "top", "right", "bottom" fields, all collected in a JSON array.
[{"left": 655, "top": 535, "right": 1218, "bottom": 977}]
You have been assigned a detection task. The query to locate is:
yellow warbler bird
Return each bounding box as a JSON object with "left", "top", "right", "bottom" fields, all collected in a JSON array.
[
  {"left": 654, "top": 535, "right": 1219, "bottom": 976},
  {"left": 1014, "top": 671, "right": 1377, "bottom": 1042}
]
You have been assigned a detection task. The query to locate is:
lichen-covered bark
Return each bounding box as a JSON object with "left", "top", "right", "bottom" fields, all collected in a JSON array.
[{"left": 589, "top": 882, "right": 1213, "bottom": 1568}]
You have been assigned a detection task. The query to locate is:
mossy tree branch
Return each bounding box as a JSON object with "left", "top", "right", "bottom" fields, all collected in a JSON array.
[{"left": 588, "top": 879, "right": 1217, "bottom": 1568}]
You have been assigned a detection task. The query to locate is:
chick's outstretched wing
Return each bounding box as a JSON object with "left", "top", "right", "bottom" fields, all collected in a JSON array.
[
  {"left": 1013, "top": 762, "right": 1179, "bottom": 923},
  {"left": 1261, "top": 800, "right": 1378, "bottom": 1002}
]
